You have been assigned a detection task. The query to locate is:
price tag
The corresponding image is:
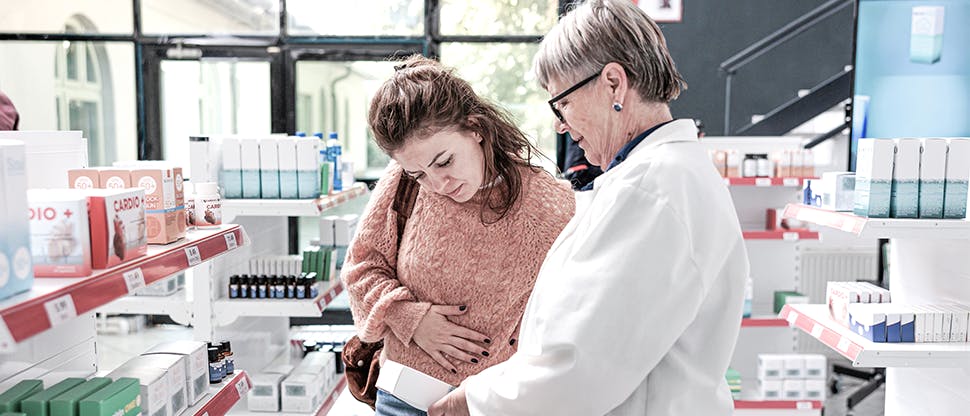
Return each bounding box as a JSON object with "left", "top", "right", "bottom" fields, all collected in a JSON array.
[
  {"left": 224, "top": 233, "right": 238, "bottom": 250},
  {"left": 811, "top": 323, "right": 824, "bottom": 338},
  {"left": 123, "top": 268, "right": 146, "bottom": 293},
  {"left": 783, "top": 178, "right": 800, "bottom": 187},
  {"left": 786, "top": 311, "right": 799, "bottom": 325},
  {"left": 796, "top": 401, "right": 813, "bottom": 410},
  {"left": 755, "top": 178, "right": 772, "bottom": 187},
  {"left": 184, "top": 246, "right": 202, "bottom": 266},
  {"left": 0, "top": 318, "right": 15, "bottom": 351},
  {"left": 836, "top": 336, "right": 851, "bottom": 352},
  {"left": 841, "top": 219, "right": 857, "bottom": 233},
  {"left": 44, "top": 294, "right": 77, "bottom": 327},
  {"left": 235, "top": 376, "right": 250, "bottom": 397},
  {"left": 330, "top": 289, "right": 337, "bottom": 299},
  {"left": 783, "top": 232, "right": 799, "bottom": 241}
]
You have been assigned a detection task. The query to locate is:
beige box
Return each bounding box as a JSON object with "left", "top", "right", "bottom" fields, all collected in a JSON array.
[
  {"left": 98, "top": 168, "right": 132, "bottom": 190},
  {"left": 130, "top": 168, "right": 183, "bottom": 244},
  {"left": 68, "top": 168, "right": 101, "bottom": 190}
]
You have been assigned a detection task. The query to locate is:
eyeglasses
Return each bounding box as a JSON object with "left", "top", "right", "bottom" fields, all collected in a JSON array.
[{"left": 548, "top": 70, "right": 602, "bottom": 123}]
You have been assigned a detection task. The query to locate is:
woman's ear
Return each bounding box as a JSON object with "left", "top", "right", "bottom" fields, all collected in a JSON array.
[{"left": 603, "top": 62, "right": 629, "bottom": 104}]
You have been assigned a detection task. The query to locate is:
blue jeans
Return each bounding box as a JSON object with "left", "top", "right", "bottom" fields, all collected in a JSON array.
[{"left": 375, "top": 389, "right": 427, "bottom": 416}]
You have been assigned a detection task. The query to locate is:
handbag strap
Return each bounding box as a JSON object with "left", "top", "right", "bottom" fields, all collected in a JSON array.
[{"left": 391, "top": 172, "right": 420, "bottom": 244}]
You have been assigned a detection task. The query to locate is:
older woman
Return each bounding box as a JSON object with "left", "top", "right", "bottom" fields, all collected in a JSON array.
[{"left": 429, "top": 1, "right": 749, "bottom": 415}]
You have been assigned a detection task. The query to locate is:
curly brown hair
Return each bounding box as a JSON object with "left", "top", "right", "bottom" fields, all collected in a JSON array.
[{"left": 367, "top": 55, "right": 541, "bottom": 224}]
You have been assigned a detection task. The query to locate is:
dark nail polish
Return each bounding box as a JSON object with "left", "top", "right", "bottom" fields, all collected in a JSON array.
[
  {"left": 451, "top": 369, "right": 457, "bottom": 374},
  {"left": 459, "top": 305, "right": 467, "bottom": 311},
  {"left": 484, "top": 339, "right": 491, "bottom": 344},
  {"left": 471, "top": 358, "right": 479, "bottom": 363},
  {"left": 509, "top": 339, "right": 516, "bottom": 345},
  {"left": 482, "top": 351, "right": 489, "bottom": 357}
]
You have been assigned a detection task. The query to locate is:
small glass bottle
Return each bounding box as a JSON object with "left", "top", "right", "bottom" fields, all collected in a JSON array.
[
  {"left": 287, "top": 276, "right": 296, "bottom": 298},
  {"left": 249, "top": 276, "right": 259, "bottom": 299},
  {"left": 296, "top": 276, "right": 307, "bottom": 299},
  {"left": 742, "top": 154, "right": 758, "bottom": 178},
  {"left": 275, "top": 277, "right": 286, "bottom": 299},
  {"left": 208, "top": 347, "right": 223, "bottom": 384},
  {"left": 222, "top": 341, "right": 235, "bottom": 375},
  {"left": 228, "top": 275, "right": 239, "bottom": 299},
  {"left": 239, "top": 275, "right": 249, "bottom": 299}
]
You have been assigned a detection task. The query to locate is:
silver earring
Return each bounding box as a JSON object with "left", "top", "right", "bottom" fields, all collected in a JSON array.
[{"left": 613, "top": 103, "right": 623, "bottom": 112}]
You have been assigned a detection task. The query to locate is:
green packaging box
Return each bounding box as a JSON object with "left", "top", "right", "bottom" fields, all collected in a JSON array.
[
  {"left": 78, "top": 378, "right": 140, "bottom": 416},
  {"left": 773, "top": 291, "right": 810, "bottom": 314},
  {"left": 21, "top": 378, "right": 85, "bottom": 416},
  {"left": 0, "top": 380, "right": 43, "bottom": 412},
  {"left": 49, "top": 378, "right": 112, "bottom": 416},
  {"left": 0, "top": 412, "right": 27, "bottom": 415}
]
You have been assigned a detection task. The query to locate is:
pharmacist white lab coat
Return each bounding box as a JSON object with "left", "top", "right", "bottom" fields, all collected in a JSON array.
[{"left": 463, "top": 119, "right": 748, "bottom": 416}]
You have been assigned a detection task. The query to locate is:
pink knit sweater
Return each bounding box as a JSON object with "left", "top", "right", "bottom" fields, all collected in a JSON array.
[{"left": 342, "top": 163, "right": 574, "bottom": 385}]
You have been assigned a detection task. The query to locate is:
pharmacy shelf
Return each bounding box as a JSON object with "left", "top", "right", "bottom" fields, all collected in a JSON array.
[
  {"left": 96, "top": 290, "right": 192, "bottom": 324},
  {"left": 742, "top": 230, "right": 819, "bottom": 241},
  {"left": 0, "top": 225, "right": 245, "bottom": 352},
  {"left": 725, "top": 177, "right": 814, "bottom": 187},
  {"left": 231, "top": 377, "right": 347, "bottom": 416},
  {"left": 212, "top": 279, "right": 344, "bottom": 325},
  {"left": 188, "top": 370, "right": 252, "bottom": 416},
  {"left": 779, "top": 304, "right": 970, "bottom": 368},
  {"left": 741, "top": 317, "right": 791, "bottom": 327},
  {"left": 783, "top": 203, "right": 970, "bottom": 239},
  {"left": 734, "top": 399, "right": 822, "bottom": 415},
  {"left": 222, "top": 183, "right": 368, "bottom": 219}
]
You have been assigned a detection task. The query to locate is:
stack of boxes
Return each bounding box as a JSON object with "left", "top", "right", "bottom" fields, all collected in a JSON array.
[
  {"left": 280, "top": 351, "right": 339, "bottom": 413},
  {"left": 319, "top": 214, "right": 359, "bottom": 270},
  {"left": 757, "top": 354, "right": 827, "bottom": 401},
  {"left": 725, "top": 368, "right": 742, "bottom": 400},
  {"left": 213, "top": 136, "right": 322, "bottom": 200},
  {"left": 854, "top": 138, "right": 970, "bottom": 219},
  {"left": 708, "top": 148, "right": 816, "bottom": 179},
  {"left": 0, "top": 378, "right": 140, "bottom": 416}
]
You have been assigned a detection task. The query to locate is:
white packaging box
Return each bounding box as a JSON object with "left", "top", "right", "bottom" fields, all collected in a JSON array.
[
  {"left": 221, "top": 137, "right": 243, "bottom": 199},
  {"left": 107, "top": 366, "right": 171, "bottom": 416},
  {"left": 915, "top": 306, "right": 936, "bottom": 343},
  {"left": 850, "top": 282, "right": 873, "bottom": 304},
  {"left": 188, "top": 136, "right": 219, "bottom": 184},
  {"left": 818, "top": 171, "right": 856, "bottom": 211},
  {"left": 804, "top": 379, "right": 827, "bottom": 401},
  {"left": 913, "top": 306, "right": 927, "bottom": 343},
  {"left": 248, "top": 372, "right": 287, "bottom": 412},
  {"left": 296, "top": 137, "right": 320, "bottom": 199},
  {"left": 319, "top": 216, "right": 337, "bottom": 247},
  {"left": 135, "top": 274, "right": 179, "bottom": 297},
  {"left": 127, "top": 354, "right": 189, "bottom": 416},
  {"left": 854, "top": 139, "right": 895, "bottom": 218},
  {"left": 0, "top": 131, "right": 86, "bottom": 189},
  {"left": 334, "top": 214, "right": 359, "bottom": 247},
  {"left": 944, "top": 138, "right": 970, "bottom": 219},
  {"left": 910, "top": 6, "right": 945, "bottom": 64},
  {"left": 0, "top": 140, "right": 33, "bottom": 301},
  {"left": 759, "top": 379, "right": 783, "bottom": 400},
  {"left": 848, "top": 303, "right": 887, "bottom": 342},
  {"left": 782, "top": 355, "right": 805, "bottom": 378},
  {"left": 143, "top": 341, "right": 209, "bottom": 405},
  {"left": 946, "top": 305, "right": 969, "bottom": 342},
  {"left": 929, "top": 305, "right": 951, "bottom": 343},
  {"left": 827, "top": 282, "right": 861, "bottom": 326},
  {"left": 281, "top": 373, "right": 323, "bottom": 413},
  {"left": 927, "top": 305, "right": 945, "bottom": 342},
  {"left": 27, "top": 189, "right": 92, "bottom": 277},
  {"left": 891, "top": 139, "right": 921, "bottom": 218},
  {"left": 757, "top": 354, "right": 784, "bottom": 380},
  {"left": 240, "top": 138, "right": 262, "bottom": 199},
  {"left": 803, "top": 354, "right": 827, "bottom": 379},
  {"left": 919, "top": 138, "right": 947, "bottom": 218},
  {"left": 259, "top": 138, "right": 281, "bottom": 199},
  {"left": 782, "top": 379, "right": 805, "bottom": 400},
  {"left": 278, "top": 137, "right": 299, "bottom": 199}
]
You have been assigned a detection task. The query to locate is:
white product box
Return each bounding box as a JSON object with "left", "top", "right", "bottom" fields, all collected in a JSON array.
[
  {"left": 928, "top": 305, "right": 950, "bottom": 343},
  {"left": 914, "top": 306, "right": 935, "bottom": 343},
  {"left": 827, "top": 282, "right": 861, "bottom": 326},
  {"left": 0, "top": 140, "right": 33, "bottom": 300},
  {"left": 848, "top": 303, "right": 887, "bottom": 342},
  {"left": 919, "top": 138, "right": 947, "bottom": 218},
  {"left": 782, "top": 355, "right": 805, "bottom": 378},
  {"left": 854, "top": 139, "right": 895, "bottom": 218},
  {"left": 143, "top": 341, "right": 209, "bottom": 405},
  {"left": 188, "top": 136, "right": 219, "bottom": 184},
  {"left": 27, "top": 189, "right": 91, "bottom": 277},
  {"left": 319, "top": 216, "right": 336, "bottom": 247},
  {"left": 240, "top": 139, "right": 262, "bottom": 199},
  {"left": 803, "top": 354, "right": 827, "bottom": 379},
  {"left": 259, "top": 138, "right": 281, "bottom": 199},
  {"left": 87, "top": 188, "right": 147, "bottom": 269},
  {"left": 278, "top": 137, "right": 299, "bottom": 199},
  {"left": 248, "top": 373, "right": 287, "bottom": 412},
  {"left": 759, "top": 379, "right": 782, "bottom": 400},
  {"left": 334, "top": 214, "right": 359, "bottom": 247},
  {"left": 850, "top": 282, "right": 873, "bottom": 304},
  {"left": 757, "top": 354, "right": 784, "bottom": 380},
  {"left": 946, "top": 305, "right": 969, "bottom": 342},
  {"left": 891, "top": 139, "right": 921, "bottom": 218},
  {"left": 296, "top": 137, "right": 320, "bottom": 199},
  {"left": 127, "top": 354, "right": 188, "bottom": 416},
  {"left": 221, "top": 137, "right": 243, "bottom": 199},
  {"left": 107, "top": 366, "right": 171, "bottom": 416},
  {"left": 0, "top": 131, "right": 86, "bottom": 189},
  {"left": 281, "top": 373, "right": 323, "bottom": 413},
  {"left": 910, "top": 6, "right": 945, "bottom": 64},
  {"left": 944, "top": 138, "right": 970, "bottom": 219},
  {"left": 805, "top": 379, "right": 827, "bottom": 400},
  {"left": 818, "top": 172, "right": 856, "bottom": 212},
  {"left": 782, "top": 379, "right": 805, "bottom": 400}
]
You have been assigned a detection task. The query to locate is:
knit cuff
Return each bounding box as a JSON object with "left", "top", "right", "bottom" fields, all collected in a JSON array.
[{"left": 384, "top": 300, "right": 432, "bottom": 345}]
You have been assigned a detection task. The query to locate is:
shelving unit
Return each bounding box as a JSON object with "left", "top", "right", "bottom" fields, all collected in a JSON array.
[
  {"left": 783, "top": 203, "right": 970, "bottom": 239},
  {"left": 231, "top": 377, "right": 347, "bottom": 416},
  {"left": 725, "top": 177, "right": 814, "bottom": 187},
  {"left": 222, "top": 183, "right": 368, "bottom": 221},
  {"left": 0, "top": 225, "right": 245, "bottom": 352},
  {"left": 97, "top": 291, "right": 192, "bottom": 325},
  {"left": 189, "top": 370, "right": 252, "bottom": 416},
  {"left": 212, "top": 279, "right": 344, "bottom": 326},
  {"left": 742, "top": 230, "right": 820, "bottom": 241},
  {"left": 734, "top": 399, "right": 822, "bottom": 416},
  {"left": 742, "top": 317, "right": 791, "bottom": 328}
]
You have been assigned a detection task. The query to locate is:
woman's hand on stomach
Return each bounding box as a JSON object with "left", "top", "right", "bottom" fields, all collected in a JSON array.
[{"left": 412, "top": 305, "right": 491, "bottom": 374}]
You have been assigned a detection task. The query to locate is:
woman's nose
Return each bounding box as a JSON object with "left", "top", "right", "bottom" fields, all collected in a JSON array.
[{"left": 555, "top": 119, "right": 569, "bottom": 134}]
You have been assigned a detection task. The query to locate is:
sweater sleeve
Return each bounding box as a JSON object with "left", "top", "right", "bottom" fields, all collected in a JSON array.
[{"left": 341, "top": 164, "right": 431, "bottom": 345}]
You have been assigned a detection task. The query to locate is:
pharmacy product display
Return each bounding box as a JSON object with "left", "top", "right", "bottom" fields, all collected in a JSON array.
[
  {"left": 756, "top": 354, "right": 827, "bottom": 401},
  {"left": 0, "top": 140, "right": 34, "bottom": 301},
  {"left": 247, "top": 337, "right": 345, "bottom": 413},
  {"left": 710, "top": 148, "right": 815, "bottom": 179},
  {"left": 0, "top": 378, "right": 140, "bottom": 416}
]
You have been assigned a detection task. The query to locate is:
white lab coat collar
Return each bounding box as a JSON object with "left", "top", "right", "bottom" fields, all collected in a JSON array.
[{"left": 588, "top": 118, "right": 698, "bottom": 193}]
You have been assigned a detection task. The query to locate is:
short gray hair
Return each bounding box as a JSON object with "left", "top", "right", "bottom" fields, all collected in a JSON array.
[{"left": 534, "top": 0, "right": 686, "bottom": 103}]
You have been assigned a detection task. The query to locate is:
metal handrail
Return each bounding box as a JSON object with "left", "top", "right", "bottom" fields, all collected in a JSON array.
[{"left": 720, "top": 0, "right": 853, "bottom": 134}]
